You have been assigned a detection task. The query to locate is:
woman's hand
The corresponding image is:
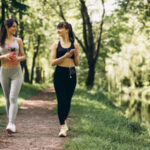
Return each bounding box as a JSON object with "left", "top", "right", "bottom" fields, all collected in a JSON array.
[
  {"left": 2, "top": 53, "right": 12, "bottom": 61},
  {"left": 65, "top": 50, "right": 74, "bottom": 58},
  {"left": 65, "top": 49, "right": 78, "bottom": 58},
  {"left": 72, "top": 49, "right": 78, "bottom": 57},
  {"left": 10, "top": 52, "right": 19, "bottom": 63}
]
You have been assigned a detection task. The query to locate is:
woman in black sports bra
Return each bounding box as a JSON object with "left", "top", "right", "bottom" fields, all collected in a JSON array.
[{"left": 50, "top": 22, "right": 79, "bottom": 137}]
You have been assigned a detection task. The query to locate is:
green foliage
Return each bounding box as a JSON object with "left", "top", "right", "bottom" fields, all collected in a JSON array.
[
  {"left": 97, "top": 0, "right": 150, "bottom": 135},
  {"left": 117, "top": 0, "right": 150, "bottom": 30},
  {"left": 11, "top": 0, "right": 29, "bottom": 11},
  {"left": 19, "top": 82, "right": 47, "bottom": 99},
  {"left": 0, "top": 119, "right": 5, "bottom": 127},
  {"left": 0, "top": 87, "right": 5, "bottom": 116}
]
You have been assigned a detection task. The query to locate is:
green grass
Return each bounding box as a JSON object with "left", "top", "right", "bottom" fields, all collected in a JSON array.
[
  {"left": 19, "top": 82, "right": 49, "bottom": 99},
  {"left": 0, "top": 87, "right": 6, "bottom": 116},
  {"left": 64, "top": 86, "right": 150, "bottom": 150},
  {"left": 0, "top": 82, "right": 49, "bottom": 126}
]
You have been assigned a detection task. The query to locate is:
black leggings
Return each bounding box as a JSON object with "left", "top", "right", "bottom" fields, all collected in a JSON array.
[{"left": 53, "top": 66, "right": 76, "bottom": 125}]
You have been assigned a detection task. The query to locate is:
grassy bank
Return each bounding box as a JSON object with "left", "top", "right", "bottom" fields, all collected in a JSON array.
[
  {"left": 0, "top": 82, "right": 49, "bottom": 126},
  {"left": 65, "top": 86, "right": 150, "bottom": 150}
]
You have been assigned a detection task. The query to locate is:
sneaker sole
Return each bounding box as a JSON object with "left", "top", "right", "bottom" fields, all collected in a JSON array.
[
  {"left": 59, "top": 134, "right": 67, "bottom": 137},
  {"left": 6, "top": 129, "right": 13, "bottom": 134},
  {"left": 59, "top": 132, "right": 67, "bottom": 137}
]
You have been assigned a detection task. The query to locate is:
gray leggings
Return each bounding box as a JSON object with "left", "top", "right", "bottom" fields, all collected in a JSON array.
[{"left": 0, "top": 66, "right": 23, "bottom": 123}]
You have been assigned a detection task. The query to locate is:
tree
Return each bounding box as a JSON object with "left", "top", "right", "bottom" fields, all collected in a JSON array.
[
  {"left": 30, "top": 35, "right": 41, "bottom": 84},
  {"left": 79, "top": 0, "right": 105, "bottom": 88},
  {"left": 1, "top": 0, "right": 6, "bottom": 22},
  {"left": 19, "top": 9, "right": 30, "bottom": 82}
]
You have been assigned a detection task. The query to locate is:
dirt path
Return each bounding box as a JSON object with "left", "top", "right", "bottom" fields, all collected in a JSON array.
[{"left": 0, "top": 88, "right": 69, "bottom": 150}]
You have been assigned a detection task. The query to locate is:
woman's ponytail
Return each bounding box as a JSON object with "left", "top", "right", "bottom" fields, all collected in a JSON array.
[
  {"left": 68, "top": 23, "right": 74, "bottom": 44},
  {"left": 0, "top": 21, "right": 7, "bottom": 46}
]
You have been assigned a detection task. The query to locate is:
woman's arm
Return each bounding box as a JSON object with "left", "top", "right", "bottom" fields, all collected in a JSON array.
[
  {"left": 0, "top": 53, "right": 11, "bottom": 60},
  {"left": 50, "top": 42, "right": 73, "bottom": 66},
  {"left": 73, "top": 43, "right": 79, "bottom": 66},
  {"left": 0, "top": 44, "right": 11, "bottom": 60},
  {"left": 16, "top": 38, "right": 26, "bottom": 62}
]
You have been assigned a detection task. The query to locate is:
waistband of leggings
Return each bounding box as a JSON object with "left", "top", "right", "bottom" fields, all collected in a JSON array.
[
  {"left": 1, "top": 65, "right": 21, "bottom": 71},
  {"left": 56, "top": 65, "right": 75, "bottom": 70}
]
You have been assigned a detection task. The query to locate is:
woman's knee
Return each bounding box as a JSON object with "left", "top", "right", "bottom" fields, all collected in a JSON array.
[{"left": 9, "top": 96, "right": 17, "bottom": 104}]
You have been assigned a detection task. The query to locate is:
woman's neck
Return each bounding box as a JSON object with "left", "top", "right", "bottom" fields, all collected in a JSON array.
[
  {"left": 6, "top": 33, "right": 14, "bottom": 40},
  {"left": 61, "top": 35, "right": 70, "bottom": 44}
]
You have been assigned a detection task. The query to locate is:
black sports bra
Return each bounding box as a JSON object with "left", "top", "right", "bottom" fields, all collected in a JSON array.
[{"left": 56, "top": 41, "right": 75, "bottom": 59}]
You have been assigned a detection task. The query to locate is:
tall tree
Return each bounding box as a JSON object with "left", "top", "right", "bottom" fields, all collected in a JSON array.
[
  {"left": 30, "top": 35, "right": 41, "bottom": 84},
  {"left": 19, "top": 9, "right": 30, "bottom": 82}
]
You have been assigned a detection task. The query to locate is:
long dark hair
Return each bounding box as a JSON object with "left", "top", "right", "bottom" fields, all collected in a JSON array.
[
  {"left": 57, "top": 21, "right": 75, "bottom": 44},
  {"left": 0, "top": 19, "right": 18, "bottom": 47}
]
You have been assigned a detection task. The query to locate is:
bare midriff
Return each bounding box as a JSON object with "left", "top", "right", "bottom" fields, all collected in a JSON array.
[
  {"left": 1, "top": 59, "right": 20, "bottom": 68},
  {"left": 58, "top": 58, "right": 75, "bottom": 68}
]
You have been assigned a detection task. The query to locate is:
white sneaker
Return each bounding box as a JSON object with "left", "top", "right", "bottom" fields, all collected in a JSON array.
[
  {"left": 6, "top": 123, "right": 16, "bottom": 134},
  {"left": 58, "top": 127, "right": 67, "bottom": 137},
  {"left": 65, "top": 121, "right": 69, "bottom": 131}
]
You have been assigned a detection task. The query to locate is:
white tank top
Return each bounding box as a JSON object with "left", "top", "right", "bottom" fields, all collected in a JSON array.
[{"left": 0, "top": 37, "right": 19, "bottom": 55}]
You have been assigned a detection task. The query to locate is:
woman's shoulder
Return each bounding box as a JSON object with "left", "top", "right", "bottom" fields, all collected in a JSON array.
[
  {"left": 0, "top": 42, "right": 3, "bottom": 49},
  {"left": 15, "top": 37, "right": 23, "bottom": 44},
  {"left": 52, "top": 41, "right": 60, "bottom": 48},
  {"left": 0, "top": 43, "right": 3, "bottom": 53},
  {"left": 54, "top": 41, "right": 59, "bottom": 45}
]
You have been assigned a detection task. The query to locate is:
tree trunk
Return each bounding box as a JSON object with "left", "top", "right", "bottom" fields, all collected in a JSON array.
[
  {"left": 80, "top": 0, "right": 95, "bottom": 88},
  {"left": 19, "top": 9, "right": 30, "bottom": 82},
  {"left": 35, "top": 66, "right": 42, "bottom": 83},
  {"left": 21, "top": 60, "right": 30, "bottom": 82},
  {"left": 30, "top": 35, "right": 41, "bottom": 84},
  {"left": 86, "top": 59, "right": 96, "bottom": 87},
  {"left": 1, "top": 0, "right": 6, "bottom": 23}
]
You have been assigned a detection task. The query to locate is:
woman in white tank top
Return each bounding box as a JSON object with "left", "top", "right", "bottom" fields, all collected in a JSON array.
[{"left": 0, "top": 19, "right": 26, "bottom": 134}]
